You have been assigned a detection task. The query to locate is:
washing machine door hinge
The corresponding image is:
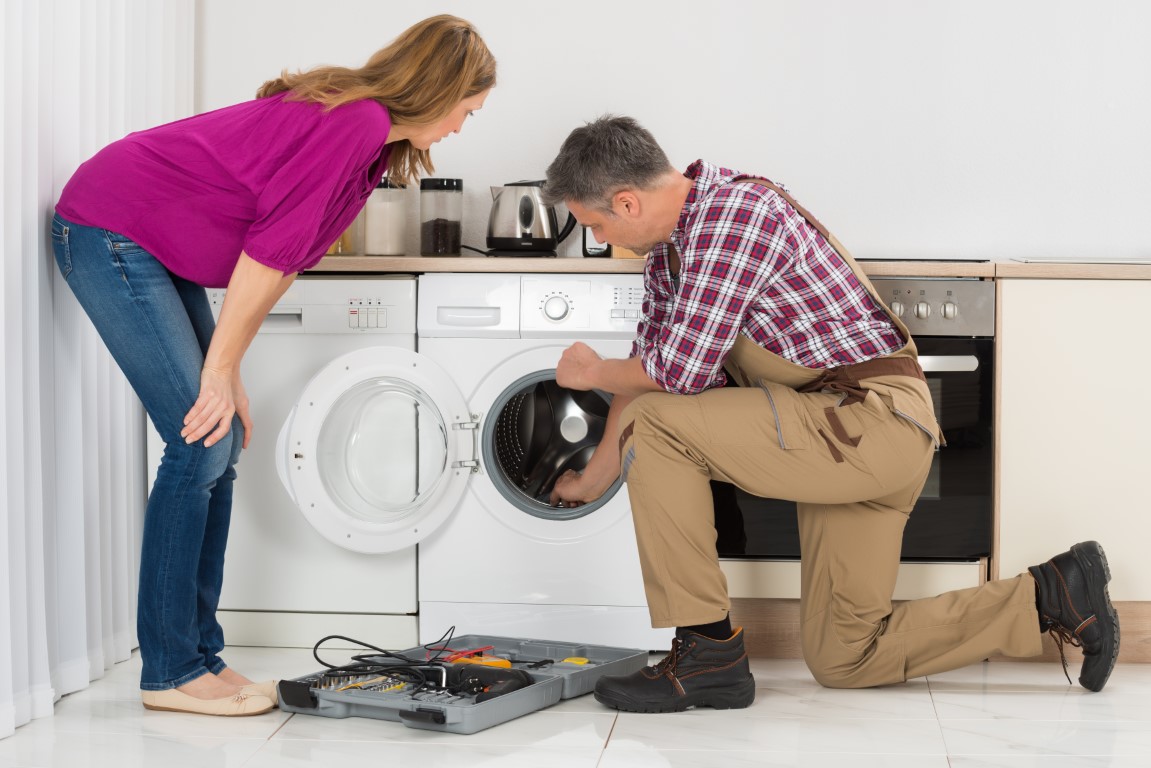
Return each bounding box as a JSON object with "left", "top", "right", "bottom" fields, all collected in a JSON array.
[{"left": 451, "top": 417, "right": 480, "bottom": 472}]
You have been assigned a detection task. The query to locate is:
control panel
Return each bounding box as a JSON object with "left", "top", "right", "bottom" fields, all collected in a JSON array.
[
  {"left": 871, "top": 278, "right": 994, "bottom": 338},
  {"left": 345, "top": 297, "right": 389, "bottom": 329},
  {"left": 207, "top": 277, "right": 416, "bottom": 335},
  {"left": 521, "top": 274, "right": 645, "bottom": 339}
]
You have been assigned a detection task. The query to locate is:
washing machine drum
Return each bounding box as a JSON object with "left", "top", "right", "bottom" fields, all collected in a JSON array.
[
  {"left": 276, "top": 347, "right": 471, "bottom": 554},
  {"left": 486, "top": 377, "right": 622, "bottom": 519}
]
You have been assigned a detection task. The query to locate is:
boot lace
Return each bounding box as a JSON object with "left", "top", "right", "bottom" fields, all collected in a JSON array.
[
  {"left": 1043, "top": 619, "right": 1082, "bottom": 686},
  {"left": 649, "top": 637, "right": 685, "bottom": 676}
]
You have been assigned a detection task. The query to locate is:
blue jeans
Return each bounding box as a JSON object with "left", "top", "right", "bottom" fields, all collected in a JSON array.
[{"left": 52, "top": 214, "right": 243, "bottom": 691}]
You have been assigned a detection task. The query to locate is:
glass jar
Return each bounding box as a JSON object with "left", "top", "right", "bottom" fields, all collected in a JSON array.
[
  {"left": 364, "top": 180, "right": 407, "bottom": 256},
  {"left": 326, "top": 209, "right": 365, "bottom": 255},
  {"left": 420, "top": 178, "right": 463, "bottom": 256}
]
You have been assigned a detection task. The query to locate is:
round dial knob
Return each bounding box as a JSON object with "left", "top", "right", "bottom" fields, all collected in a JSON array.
[
  {"left": 914, "top": 301, "right": 932, "bottom": 319},
  {"left": 941, "top": 301, "right": 959, "bottom": 320},
  {"left": 543, "top": 295, "right": 570, "bottom": 321},
  {"left": 888, "top": 300, "right": 905, "bottom": 317}
]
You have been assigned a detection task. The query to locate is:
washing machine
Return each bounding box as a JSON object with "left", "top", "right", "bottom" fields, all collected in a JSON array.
[
  {"left": 414, "top": 272, "right": 673, "bottom": 650},
  {"left": 262, "top": 271, "right": 669, "bottom": 652},
  {"left": 146, "top": 275, "right": 424, "bottom": 649}
]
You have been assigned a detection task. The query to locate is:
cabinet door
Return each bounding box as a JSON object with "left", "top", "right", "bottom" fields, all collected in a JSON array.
[{"left": 998, "top": 279, "right": 1150, "bottom": 600}]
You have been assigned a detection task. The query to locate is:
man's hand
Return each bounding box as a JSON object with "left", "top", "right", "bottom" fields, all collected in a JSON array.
[
  {"left": 556, "top": 341, "right": 602, "bottom": 391},
  {"left": 549, "top": 467, "right": 618, "bottom": 508}
]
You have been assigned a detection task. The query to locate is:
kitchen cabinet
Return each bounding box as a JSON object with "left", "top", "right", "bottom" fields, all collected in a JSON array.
[{"left": 997, "top": 278, "right": 1151, "bottom": 601}]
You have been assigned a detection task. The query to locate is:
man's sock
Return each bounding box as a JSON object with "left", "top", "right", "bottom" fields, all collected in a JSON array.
[{"left": 677, "top": 615, "right": 733, "bottom": 640}]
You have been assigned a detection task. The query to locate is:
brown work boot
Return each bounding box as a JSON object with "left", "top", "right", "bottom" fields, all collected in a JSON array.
[
  {"left": 593, "top": 627, "right": 755, "bottom": 712},
  {"left": 1028, "top": 540, "right": 1120, "bottom": 692}
]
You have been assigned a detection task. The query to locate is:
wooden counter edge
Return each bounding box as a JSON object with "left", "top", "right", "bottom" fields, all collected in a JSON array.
[{"left": 307, "top": 256, "right": 1151, "bottom": 280}]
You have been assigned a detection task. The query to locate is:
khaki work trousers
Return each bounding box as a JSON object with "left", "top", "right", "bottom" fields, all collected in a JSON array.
[{"left": 620, "top": 381, "right": 1043, "bottom": 688}]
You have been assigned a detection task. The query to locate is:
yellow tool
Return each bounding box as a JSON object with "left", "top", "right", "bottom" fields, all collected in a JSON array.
[
  {"left": 561, "top": 657, "right": 589, "bottom": 665},
  {"left": 451, "top": 655, "right": 512, "bottom": 668}
]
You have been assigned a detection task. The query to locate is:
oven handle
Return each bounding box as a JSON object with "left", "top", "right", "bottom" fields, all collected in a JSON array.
[{"left": 918, "top": 355, "right": 979, "bottom": 373}]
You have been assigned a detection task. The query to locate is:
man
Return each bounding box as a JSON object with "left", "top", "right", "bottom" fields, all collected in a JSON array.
[{"left": 542, "top": 115, "right": 1120, "bottom": 713}]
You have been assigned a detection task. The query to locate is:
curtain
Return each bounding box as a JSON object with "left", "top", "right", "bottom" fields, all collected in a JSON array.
[{"left": 1, "top": 0, "right": 194, "bottom": 738}]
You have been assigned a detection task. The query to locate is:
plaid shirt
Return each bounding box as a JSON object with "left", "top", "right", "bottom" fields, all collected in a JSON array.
[{"left": 631, "top": 160, "right": 904, "bottom": 394}]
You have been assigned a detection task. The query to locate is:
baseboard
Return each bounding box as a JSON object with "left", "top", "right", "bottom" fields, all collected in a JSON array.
[{"left": 729, "top": 598, "right": 1151, "bottom": 663}]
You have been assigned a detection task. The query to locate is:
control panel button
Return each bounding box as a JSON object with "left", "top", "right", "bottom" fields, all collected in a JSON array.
[
  {"left": 888, "top": 300, "right": 905, "bottom": 317},
  {"left": 941, "top": 301, "right": 959, "bottom": 320},
  {"left": 914, "top": 301, "right": 932, "bottom": 319}
]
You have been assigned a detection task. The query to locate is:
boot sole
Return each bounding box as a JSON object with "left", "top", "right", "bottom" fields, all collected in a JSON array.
[
  {"left": 594, "top": 677, "right": 756, "bottom": 713},
  {"left": 1071, "top": 540, "right": 1120, "bottom": 692}
]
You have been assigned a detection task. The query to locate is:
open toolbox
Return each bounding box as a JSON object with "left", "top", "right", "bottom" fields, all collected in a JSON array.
[{"left": 277, "top": 634, "right": 650, "bottom": 734}]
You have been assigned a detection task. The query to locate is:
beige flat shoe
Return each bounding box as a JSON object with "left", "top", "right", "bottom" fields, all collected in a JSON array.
[
  {"left": 240, "top": 680, "right": 279, "bottom": 706},
  {"left": 141, "top": 688, "right": 275, "bottom": 716}
]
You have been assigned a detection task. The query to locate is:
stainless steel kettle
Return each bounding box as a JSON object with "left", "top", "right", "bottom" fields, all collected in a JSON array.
[{"left": 486, "top": 180, "right": 577, "bottom": 255}]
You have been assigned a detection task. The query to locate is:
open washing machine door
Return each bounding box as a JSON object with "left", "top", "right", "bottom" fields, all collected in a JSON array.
[{"left": 276, "top": 346, "right": 472, "bottom": 554}]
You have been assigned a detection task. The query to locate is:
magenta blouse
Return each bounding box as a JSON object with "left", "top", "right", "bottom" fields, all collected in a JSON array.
[{"left": 56, "top": 92, "right": 392, "bottom": 287}]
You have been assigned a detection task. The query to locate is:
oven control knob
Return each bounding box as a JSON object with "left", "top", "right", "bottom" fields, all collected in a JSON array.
[
  {"left": 914, "top": 301, "right": 932, "bottom": 319},
  {"left": 888, "top": 300, "right": 905, "bottom": 317},
  {"left": 941, "top": 301, "right": 959, "bottom": 320},
  {"left": 543, "top": 295, "right": 570, "bottom": 321}
]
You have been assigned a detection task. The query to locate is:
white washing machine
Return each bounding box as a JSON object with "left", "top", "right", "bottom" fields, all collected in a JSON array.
[
  {"left": 414, "top": 273, "right": 673, "bottom": 650},
  {"left": 197, "top": 271, "right": 670, "bottom": 652},
  {"left": 145, "top": 275, "right": 425, "bottom": 649}
]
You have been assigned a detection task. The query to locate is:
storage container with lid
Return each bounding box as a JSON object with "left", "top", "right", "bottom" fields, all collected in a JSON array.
[
  {"left": 364, "top": 180, "right": 407, "bottom": 256},
  {"left": 420, "top": 178, "right": 463, "bottom": 256}
]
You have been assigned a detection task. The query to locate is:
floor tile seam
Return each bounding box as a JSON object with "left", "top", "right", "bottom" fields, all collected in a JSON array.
[
  {"left": 612, "top": 711, "right": 943, "bottom": 721},
  {"left": 262, "top": 736, "right": 604, "bottom": 748},
  {"left": 600, "top": 745, "right": 953, "bottom": 756},
  {"left": 599, "top": 712, "right": 620, "bottom": 757},
  {"left": 937, "top": 717, "right": 1151, "bottom": 726},
  {"left": 935, "top": 716, "right": 1151, "bottom": 723}
]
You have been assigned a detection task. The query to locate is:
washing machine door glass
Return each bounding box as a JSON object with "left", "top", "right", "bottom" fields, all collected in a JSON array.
[{"left": 278, "top": 347, "right": 471, "bottom": 554}]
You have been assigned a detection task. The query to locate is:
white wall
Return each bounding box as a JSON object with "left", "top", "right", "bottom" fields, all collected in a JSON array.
[{"left": 196, "top": 0, "right": 1151, "bottom": 260}]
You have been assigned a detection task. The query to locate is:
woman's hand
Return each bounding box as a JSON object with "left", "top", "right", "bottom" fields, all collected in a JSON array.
[
  {"left": 182, "top": 252, "right": 294, "bottom": 449},
  {"left": 181, "top": 365, "right": 240, "bottom": 448},
  {"left": 232, "top": 371, "right": 253, "bottom": 449}
]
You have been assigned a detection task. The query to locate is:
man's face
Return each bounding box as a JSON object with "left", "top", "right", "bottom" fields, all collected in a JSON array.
[{"left": 567, "top": 197, "right": 657, "bottom": 257}]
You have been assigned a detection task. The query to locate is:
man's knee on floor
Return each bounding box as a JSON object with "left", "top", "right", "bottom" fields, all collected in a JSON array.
[
  {"left": 804, "top": 657, "right": 875, "bottom": 689},
  {"left": 802, "top": 626, "right": 897, "bottom": 689}
]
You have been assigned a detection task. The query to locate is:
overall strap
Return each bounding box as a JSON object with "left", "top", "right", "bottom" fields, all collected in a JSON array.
[{"left": 736, "top": 175, "right": 919, "bottom": 358}]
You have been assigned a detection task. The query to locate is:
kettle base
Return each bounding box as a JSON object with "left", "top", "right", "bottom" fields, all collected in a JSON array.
[{"left": 486, "top": 249, "right": 557, "bottom": 258}]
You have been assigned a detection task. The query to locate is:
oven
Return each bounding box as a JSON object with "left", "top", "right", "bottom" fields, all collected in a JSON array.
[{"left": 714, "top": 277, "right": 996, "bottom": 577}]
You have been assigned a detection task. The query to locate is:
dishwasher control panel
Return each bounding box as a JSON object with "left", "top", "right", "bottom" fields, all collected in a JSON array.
[{"left": 207, "top": 277, "right": 416, "bottom": 335}]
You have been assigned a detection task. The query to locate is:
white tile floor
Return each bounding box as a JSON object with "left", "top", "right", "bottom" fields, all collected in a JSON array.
[{"left": 2, "top": 647, "right": 1149, "bottom": 767}]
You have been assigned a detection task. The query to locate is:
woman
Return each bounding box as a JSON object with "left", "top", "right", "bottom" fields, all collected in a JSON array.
[{"left": 51, "top": 15, "right": 496, "bottom": 717}]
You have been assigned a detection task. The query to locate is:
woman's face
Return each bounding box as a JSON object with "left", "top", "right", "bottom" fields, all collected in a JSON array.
[{"left": 404, "top": 89, "right": 491, "bottom": 150}]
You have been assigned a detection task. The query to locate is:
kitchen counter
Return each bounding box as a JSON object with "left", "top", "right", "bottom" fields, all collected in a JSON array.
[
  {"left": 306, "top": 255, "right": 1151, "bottom": 280},
  {"left": 307, "top": 256, "right": 646, "bottom": 274}
]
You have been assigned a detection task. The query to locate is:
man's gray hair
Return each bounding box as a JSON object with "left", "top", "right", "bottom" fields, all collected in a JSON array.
[{"left": 542, "top": 115, "right": 674, "bottom": 210}]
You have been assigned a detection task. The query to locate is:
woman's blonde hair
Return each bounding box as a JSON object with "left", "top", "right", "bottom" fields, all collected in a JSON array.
[{"left": 257, "top": 15, "right": 496, "bottom": 185}]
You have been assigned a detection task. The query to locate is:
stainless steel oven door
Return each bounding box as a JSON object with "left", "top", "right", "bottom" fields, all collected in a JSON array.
[{"left": 714, "top": 336, "right": 994, "bottom": 562}]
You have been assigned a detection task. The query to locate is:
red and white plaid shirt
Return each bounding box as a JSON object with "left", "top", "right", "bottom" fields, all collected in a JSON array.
[{"left": 631, "top": 160, "right": 905, "bottom": 394}]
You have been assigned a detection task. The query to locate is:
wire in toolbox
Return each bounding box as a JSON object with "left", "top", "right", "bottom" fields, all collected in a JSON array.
[{"left": 305, "top": 627, "right": 533, "bottom": 702}]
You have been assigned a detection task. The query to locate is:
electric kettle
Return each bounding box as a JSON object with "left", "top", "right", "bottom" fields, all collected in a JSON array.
[{"left": 486, "top": 180, "right": 577, "bottom": 255}]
